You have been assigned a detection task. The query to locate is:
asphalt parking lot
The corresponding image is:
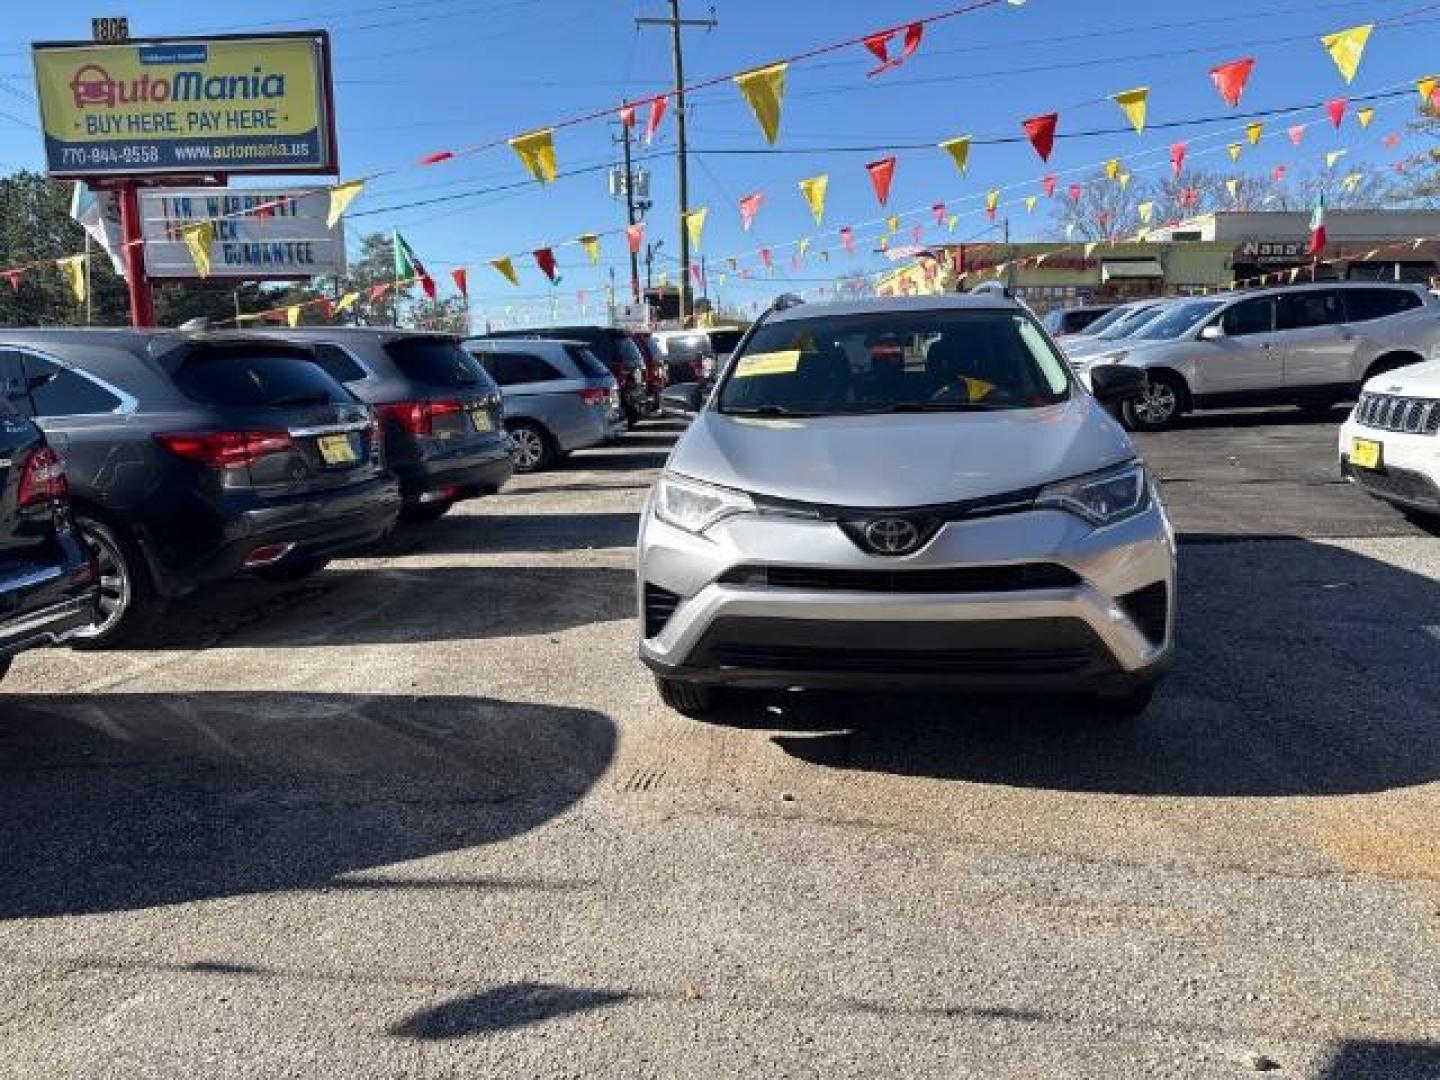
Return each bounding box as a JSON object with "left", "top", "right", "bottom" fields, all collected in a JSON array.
[{"left": 2, "top": 407, "right": 1438, "bottom": 1079}]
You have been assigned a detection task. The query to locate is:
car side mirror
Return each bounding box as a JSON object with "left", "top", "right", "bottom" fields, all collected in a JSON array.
[
  {"left": 1199, "top": 324, "right": 1225, "bottom": 341},
  {"left": 1089, "top": 364, "right": 1147, "bottom": 404},
  {"left": 660, "top": 382, "right": 704, "bottom": 416}
]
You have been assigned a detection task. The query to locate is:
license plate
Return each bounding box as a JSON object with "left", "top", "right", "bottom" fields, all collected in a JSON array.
[
  {"left": 469, "top": 408, "right": 493, "bottom": 434},
  {"left": 316, "top": 433, "right": 359, "bottom": 465},
  {"left": 1350, "top": 437, "right": 1381, "bottom": 470}
]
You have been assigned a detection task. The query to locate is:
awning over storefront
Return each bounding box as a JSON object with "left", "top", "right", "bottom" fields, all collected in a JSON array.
[{"left": 1101, "top": 259, "right": 1163, "bottom": 282}]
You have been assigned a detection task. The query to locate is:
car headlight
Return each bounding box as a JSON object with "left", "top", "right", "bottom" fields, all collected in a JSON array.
[
  {"left": 653, "top": 473, "right": 755, "bottom": 535},
  {"left": 1036, "top": 462, "right": 1150, "bottom": 526}
]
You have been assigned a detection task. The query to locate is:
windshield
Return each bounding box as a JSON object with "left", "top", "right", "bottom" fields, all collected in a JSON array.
[
  {"left": 1133, "top": 299, "right": 1224, "bottom": 341},
  {"left": 716, "top": 309, "right": 1071, "bottom": 417},
  {"left": 1096, "top": 305, "right": 1165, "bottom": 341},
  {"left": 1076, "top": 305, "right": 1129, "bottom": 336}
]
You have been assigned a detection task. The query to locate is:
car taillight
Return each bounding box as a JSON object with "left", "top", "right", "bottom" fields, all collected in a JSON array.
[
  {"left": 377, "top": 399, "right": 466, "bottom": 436},
  {"left": 154, "top": 430, "right": 295, "bottom": 468},
  {"left": 17, "top": 446, "right": 68, "bottom": 507},
  {"left": 578, "top": 387, "right": 609, "bottom": 405}
]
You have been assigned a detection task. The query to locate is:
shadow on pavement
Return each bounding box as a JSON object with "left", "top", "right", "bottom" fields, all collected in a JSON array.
[
  {"left": 134, "top": 564, "right": 636, "bottom": 649},
  {"left": 388, "top": 982, "right": 628, "bottom": 1040},
  {"left": 1155, "top": 407, "right": 1347, "bottom": 431},
  {"left": 1316, "top": 1039, "right": 1440, "bottom": 1079},
  {"left": 371, "top": 511, "right": 640, "bottom": 556},
  {"left": 742, "top": 539, "right": 1440, "bottom": 797},
  {"left": 0, "top": 692, "right": 615, "bottom": 918}
]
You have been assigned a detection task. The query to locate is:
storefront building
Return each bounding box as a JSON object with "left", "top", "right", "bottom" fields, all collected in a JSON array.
[{"left": 876, "top": 211, "right": 1440, "bottom": 314}]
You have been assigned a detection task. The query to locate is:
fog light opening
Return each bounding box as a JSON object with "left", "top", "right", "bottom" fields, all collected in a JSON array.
[{"left": 244, "top": 542, "right": 297, "bottom": 568}]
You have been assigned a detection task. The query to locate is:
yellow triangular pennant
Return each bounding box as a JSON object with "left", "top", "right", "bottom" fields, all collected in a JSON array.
[
  {"left": 1320, "top": 24, "right": 1372, "bottom": 84},
  {"left": 508, "top": 129, "right": 557, "bottom": 184},
  {"left": 1356, "top": 107, "right": 1375, "bottom": 128},
  {"left": 945, "top": 214, "right": 958, "bottom": 232},
  {"left": 938, "top": 136, "right": 971, "bottom": 175},
  {"left": 1226, "top": 178, "right": 1239, "bottom": 199},
  {"left": 326, "top": 180, "right": 364, "bottom": 228},
  {"left": 1138, "top": 202, "right": 1154, "bottom": 224},
  {"left": 798, "top": 236, "right": 810, "bottom": 257},
  {"left": 56, "top": 255, "right": 86, "bottom": 303},
  {"left": 1228, "top": 142, "right": 1242, "bottom": 162},
  {"left": 1326, "top": 149, "right": 1347, "bottom": 169},
  {"left": 684, "top": 208, "right": 707, "bottom": 250},
  {"left": 491, "top": 256, "right": 520, "bottom": 286},
  {"left": 1112, "top": 87, "right": 1149, "bottom": 134},
  {"left": 733, "top": 62, "right": 787, "bottom": 145},
  {"left": 1104, "top": 158, "right": 1121, "bottom": 181},
  {"left": 885, "top": 215, "right": 899, "bottom": 234},
  {"left": 985, "top": 189, "right": 999, "bottom": 215},
  {"left": 1419, "top": 76, "right": 1439, "bottom": 107},
  {"left": 1024, "top": 195, "right": 1037, "bottom": 212},
  {"left": 798, "top": 174, "right": 828, "bottom": 225},
  {"left": 335, "top": 291, "right": 360, "bottom": 314},
  {"left": 1118, "top": 172, "right": 1132, "bottom": 191},
  {"left": 579, "top": 234, "right": 600, "bottom": 264},
  {"left": 181, "top": 220, "right": 215, "bottom": 278},
  {"left": 1246, "top": 121, "right": 1263, "bottom": 145}
]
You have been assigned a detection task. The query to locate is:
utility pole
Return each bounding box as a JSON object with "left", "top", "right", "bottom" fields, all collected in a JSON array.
[
  {"left": 618, "top": 122, "right": 642, "bottom": 303},
  {"left": 637, "top": 1, "right": 716, "bottom": 327}
]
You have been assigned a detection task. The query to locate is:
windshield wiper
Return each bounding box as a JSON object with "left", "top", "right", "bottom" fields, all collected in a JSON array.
[
  {"left": 850, "top": 401, "right": 1012, "bottom": 413},
  {"left": 722, "top": 405, "right": 821, "bottom": 417},
  {"left": 269, "top": 392, "right": 333, "bottom": 407}
]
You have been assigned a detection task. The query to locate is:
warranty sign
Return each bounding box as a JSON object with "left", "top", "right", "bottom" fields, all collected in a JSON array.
[{"left": 31, "top": 32, "right": 337, "bottom": 178}]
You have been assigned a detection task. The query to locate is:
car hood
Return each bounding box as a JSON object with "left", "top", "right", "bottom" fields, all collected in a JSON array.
[
  {"left": 668, "top": 396, "right": 1135, "bottom": 508},
  {"left": 1366, "top": 358, "right": 1440, "bottom": 395}
]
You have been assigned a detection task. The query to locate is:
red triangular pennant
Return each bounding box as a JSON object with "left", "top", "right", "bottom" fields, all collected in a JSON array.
[
  {"left": 1043, "top": 174, "right": 1057, "bottom": 198},
  {"left": 368, "top": 282, "right": 390, "bottom": 303},
  {"left": 1209, "top": 58, "right": 1255, "bottom": 107},
  {"left": 626, "top": 223, "right": 645, "bottom": 254},
  {"left": 418, "top": 150, "right": 455, "bottom": 166},
  {"left": 644, "top": 95, "right": 668, "bottom": 144},
  {"left": 932, "top": 202, "right": 946, "bottom": 224},
  {"left": 451, "top": 267, "right": 468, "bottom": 298},
  {"left": 1326, "top": 98, "right": 1347, "bottom": 128},
  {"left": 533, "top": 248, "right": 558, "bottom": 283},
  {"left": 739, "top": 191, "right": 764, "bottom": 231},
  {"left": 840, "top": 226, "right": 855, "bottom": 254},
  {"left": 1022, "top": 112, "right": 1058, "bottom": 162},
  {"left": 1170, "top": 141, "right": 1188, "bottom": 176},
  {"left": 1068, "top": 183, "right": 1082, "bottom": 204},
  {"left": 865, "top": 157, "right": 897, "bottom": 206}
]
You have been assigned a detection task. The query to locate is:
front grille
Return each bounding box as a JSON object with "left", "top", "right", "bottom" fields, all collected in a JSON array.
[
  {"left": 709, "top": 643, "right": 1095, "bottom": 676},
  {"left": 643, "top": 583, "right": 681, "bottom": 638},
  {"left": 1118, "top": 581, "right": 1169, "bottom": 647},
  {"left": 718, "top": 563, "right": 1081, "bottom": 593},
  {"left": 1355, "top": 392, "right": 1440, "bottom": 435}
]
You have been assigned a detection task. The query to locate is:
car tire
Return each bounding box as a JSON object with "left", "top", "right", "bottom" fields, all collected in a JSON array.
[
  {"left": 505, "top": 420, "right": 557, "bottom": 473},
  {"left": 70, "top": 514, "right": 167, "bottom": 650},
  {"left": 1089, "top": 683, "right": 1156, "bottom": 721},
  {"left": 399, "top": 500, "right": 453, "bottom": 523},
  {"left": 655, "top": 675, "right": 719, "bottom": 717},
  {"left": 0, "top": 655, "right": 11, "bottom": 684},
  {"left": 1121, "top": 372, "right": 1185, "bottom": 432},
  {"left": 252, "top": 556, "right": 331, "bottom": 584}
]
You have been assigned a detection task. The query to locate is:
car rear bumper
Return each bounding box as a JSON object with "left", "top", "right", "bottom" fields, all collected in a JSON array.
[
  {"left": 0, "top": 552, "right": 100, "bottom": 658},
  {"left": 637, "top": 502, "right": 1176, "bottom": 693},
  {"left": 396, "top": 445, "right": 513, "bottom": 505},
  {"left": 175, "top": 475, "right": 401, "bottom": 589}
]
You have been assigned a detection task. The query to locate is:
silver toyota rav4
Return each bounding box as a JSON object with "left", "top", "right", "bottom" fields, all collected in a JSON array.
[{"left": 636, "top": 294, "right": 1176, "bottom": 719}]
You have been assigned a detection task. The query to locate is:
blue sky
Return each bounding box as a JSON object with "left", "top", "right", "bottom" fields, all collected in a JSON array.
[{"left": 1, "top": 0, "right": 1435, "bottom": 323}]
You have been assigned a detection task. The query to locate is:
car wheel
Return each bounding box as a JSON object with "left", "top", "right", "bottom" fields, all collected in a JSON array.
[
  {"left": 655, "top": 675, "right": 720, "bottom": 717},
  {"left": 70, "top": 514, "right": 166, "bottom": 650},
  {"left": 1121, "top": 373, "right": 1185, "bottom": 432},
  {"left": 399, "top": 500, "right": 454, "bottom": 523},
  {"left": 1089, "top": 683, "right": 1156, "bottom": 721},
  {"left": 505, "top": 421, "right": 556, "bottom": 472},
  {"left": 0, "top": 655, "right": 10, "bottom": 684},
  {"left": 252, "top": 555, "right": 331, "bottom": 584}
]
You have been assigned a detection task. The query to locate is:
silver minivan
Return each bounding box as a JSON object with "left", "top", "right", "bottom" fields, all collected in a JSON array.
[
  {"left": 1078, "top": 282, "right": 1440, "bottom": 430},
  {"left": 637, "top": 295, "right": 1175, "bottom": 719},
  {"left": 466, "top": 338, "right": 624, "bottom": 472}
]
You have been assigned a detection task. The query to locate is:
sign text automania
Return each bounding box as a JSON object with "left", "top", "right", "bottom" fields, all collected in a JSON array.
[{"left": 69, "top": 64, "right": 287, "bottom": 109}]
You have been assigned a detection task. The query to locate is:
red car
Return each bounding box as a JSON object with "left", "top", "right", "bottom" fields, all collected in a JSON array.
[{"left": 629, "top": 332, "right": 668, "bottom": 412}]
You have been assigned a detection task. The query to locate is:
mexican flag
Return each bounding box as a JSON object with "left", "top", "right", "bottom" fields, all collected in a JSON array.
[
  {"left": 393, "top": 231, "right": 437, "bottom": 299},
  {"left": 1308, "top": 191, "right": 1327, "bottom": 258}
]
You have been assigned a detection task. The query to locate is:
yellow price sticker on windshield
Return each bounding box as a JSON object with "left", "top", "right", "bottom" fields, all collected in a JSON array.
[
  {"left": 735, "top": 350, "right": 802, "bottom": 377},
  {"left": 963, "top": 377, "right": 995, "bottom": 401}
]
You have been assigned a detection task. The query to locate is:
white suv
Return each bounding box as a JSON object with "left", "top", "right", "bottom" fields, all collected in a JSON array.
[
  {"left": 1340, "top": 360, "right": 1440, "bottom": 524},
  {"left": 1076, "top": 283, "right": 1440, "bottom": 430}
]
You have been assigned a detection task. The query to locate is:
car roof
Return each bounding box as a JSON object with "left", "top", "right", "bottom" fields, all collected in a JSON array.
[
  {"left": 766, "top": 294, "right": 1020, "bottom": 323},
  {"left": 248, "top": 326, "right": 458, "bottom": 343},
  {"left": 466, "top": 336, "right": 587, "bottom": 349}
]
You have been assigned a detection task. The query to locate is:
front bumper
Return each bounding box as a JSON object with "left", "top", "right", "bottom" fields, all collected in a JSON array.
[
  {"left": 1339, "top": 417, "right": 1440, "bottom": 514},
  {"left": 637, "top": 499, "right": 1176, "bottom": 692}
]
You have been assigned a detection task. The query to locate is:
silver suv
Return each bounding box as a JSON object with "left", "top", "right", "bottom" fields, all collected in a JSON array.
[
  {"left": 1075, "top": 283, "right": 1440, "bottom": 430},
  {"left": 637, "top": 295, "right": 1176, "bottom": 719}
]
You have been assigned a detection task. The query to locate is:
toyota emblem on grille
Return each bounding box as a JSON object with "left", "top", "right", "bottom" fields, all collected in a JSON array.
[{"left": 864, "top": 518, "right": 921, "bottom": 555}]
